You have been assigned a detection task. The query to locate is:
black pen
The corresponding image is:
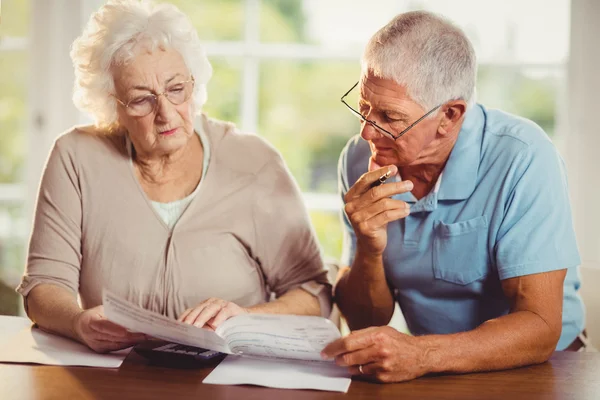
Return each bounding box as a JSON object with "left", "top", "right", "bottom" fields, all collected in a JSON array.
[{"left": 370, "top": 170, "right": 392, "bottom": 188}]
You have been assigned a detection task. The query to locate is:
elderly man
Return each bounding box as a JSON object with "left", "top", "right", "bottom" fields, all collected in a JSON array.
[{"left": 321, "top": 11, "right": 587, "bottom": 382}]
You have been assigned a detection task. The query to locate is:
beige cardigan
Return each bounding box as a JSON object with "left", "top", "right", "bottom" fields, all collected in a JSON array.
[{"left": 17, "top": 115, "right": 330, "bottom": 318}]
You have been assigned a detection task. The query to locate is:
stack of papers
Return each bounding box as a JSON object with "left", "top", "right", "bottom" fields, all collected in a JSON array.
[
  {"left": 103, "top": 290, "right": 352, "bottom": 392},
  {"left": 0, "top": 316, "right": 130, "bottom": 368},
  {"left": 204, "top": 355, "right": 352, "bottom": 393},
  {"left": 1, "top": 291, "right": 354, "bottom": 392}
]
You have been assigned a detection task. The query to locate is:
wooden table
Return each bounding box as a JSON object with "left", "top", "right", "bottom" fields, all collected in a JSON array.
[{"left": 1, "top": 351, "right": 598, "bottom": 400}]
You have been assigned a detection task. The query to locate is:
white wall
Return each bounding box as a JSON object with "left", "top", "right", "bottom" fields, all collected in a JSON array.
[
  {"left": 566, "top": 0, "right": 600, "bottom": 270},
  {"left": 565, "top": 0, "right": 600, "bottom": 346}
]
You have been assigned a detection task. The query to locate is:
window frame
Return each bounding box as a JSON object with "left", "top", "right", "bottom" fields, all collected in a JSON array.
[{"left": 0, "top": 0, "right": 571, "bottom": 282}]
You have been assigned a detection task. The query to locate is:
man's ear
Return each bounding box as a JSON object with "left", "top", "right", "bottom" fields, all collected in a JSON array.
[{"left": 438, "top": 100, "right": 467, "bottom": 135}]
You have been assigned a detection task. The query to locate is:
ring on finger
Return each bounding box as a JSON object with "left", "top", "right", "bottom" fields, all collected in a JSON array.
[{"left": 358, "top": 364, "right": 364, "bottom": 374}]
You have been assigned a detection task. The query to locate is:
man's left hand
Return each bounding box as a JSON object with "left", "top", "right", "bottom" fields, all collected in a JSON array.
[{"left": 321, "top": 326, "right": 430, "bottom": 383}]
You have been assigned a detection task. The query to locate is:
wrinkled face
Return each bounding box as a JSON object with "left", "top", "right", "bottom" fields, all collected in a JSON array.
[
  {"left": 112, "top": 46, "right": 195, "bottom": 158},
  {"left": 358, "top": 72, "right": 443, "bottom": 170}
]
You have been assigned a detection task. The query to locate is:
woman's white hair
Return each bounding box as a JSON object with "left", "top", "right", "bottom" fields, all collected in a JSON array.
[
  {"left": 71, "top": 0, "right": 212, "bottom": 128},
  {"left": 362, "top": 11, "right": 477, "bottom": 111}
]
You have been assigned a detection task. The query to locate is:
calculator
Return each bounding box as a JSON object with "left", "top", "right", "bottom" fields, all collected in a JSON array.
[{"left": 134, "top": 340, "right": 226, "bottom": 369}]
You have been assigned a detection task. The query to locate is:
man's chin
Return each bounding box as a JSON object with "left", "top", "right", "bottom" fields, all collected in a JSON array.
[
  {"left": 371, "top": 153, "right": 416, "bottom": 170},
  {"left": 369, "top": 154, "right": 398, "bottom": 171}
]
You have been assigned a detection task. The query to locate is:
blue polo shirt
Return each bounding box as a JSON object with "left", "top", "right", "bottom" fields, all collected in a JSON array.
[{"left": 338, "top": 104, "right": 584, "bottom": 350}]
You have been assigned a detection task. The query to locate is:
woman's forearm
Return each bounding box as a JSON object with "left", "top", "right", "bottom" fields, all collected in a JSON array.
[
  {"left": 248, "top": 287, "right": 322, "bottom": 316},
  {"left": 26, "top": 284, "right": 83, "bottom": 342}
]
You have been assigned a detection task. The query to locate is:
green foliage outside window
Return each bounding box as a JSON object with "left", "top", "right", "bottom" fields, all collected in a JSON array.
[{"left": 0, "top": 0, "right": 566, "bottom": 281}]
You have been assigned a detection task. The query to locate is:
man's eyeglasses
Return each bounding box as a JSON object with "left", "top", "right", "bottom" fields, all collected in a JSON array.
[
  {"left": 341, "top": 81, "right": 441, "bottom": 141},
  {"left": 113, "top": 77, "right": 195, "bottom": 117}
]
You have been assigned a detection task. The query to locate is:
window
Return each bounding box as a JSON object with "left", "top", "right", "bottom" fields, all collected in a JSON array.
[
  {"left": 0, "top": 0, "right": 31, "bottom": 307},
  {"left": 182, "top": 0, "right": 570, "bottom": 261},
  {"left": 0, "top": 1, "right": 571, "bottom": 302}
]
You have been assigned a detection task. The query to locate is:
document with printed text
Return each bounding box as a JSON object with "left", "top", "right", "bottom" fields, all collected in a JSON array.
[
  {"left": 103, "top": 289, "right": 341, "bottom": 361},
  {"left": 103, "top": 290, "right": 352, "bottom": 391}
]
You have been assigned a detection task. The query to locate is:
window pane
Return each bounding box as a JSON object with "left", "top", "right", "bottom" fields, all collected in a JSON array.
[
  {"left": 260, "top": 0, "right": 307, "bottom": 43},
  {"left": 309, "top": 210, "right": 342, "bottom": 260},
  {"left": 0, "top": 50, "right": 27, "bottom": 304},
  {"left": 0, "top": 204, "right": 26, "bottom": 282},
  {"left": 258, "top": 61, "right": 360, "bottom": 193},
  {"left": 0, "top": 0, "right": 29, "bottom": 313},
  {"left": 0, "top": 200, "right": 26, "bottom": 315},
  {"left": 477, "top": 66, "right": 561, "bottom": 136},
  {"left": 260, "top": 0, "right": 403, "bottom": 45},
  {"left": 415, "top": 0, "right": 570, "bottom": 64},
  {"left": 0, "top": 51, "right": 27, "bottom": 183},
  {"left": 203, "top": 58, "right": 242, "bottom": 125},
  {"left": 0, "top": 209, "right": 24, "bottom": 314},
  {"left": 166, "top": 0, "right": 244, "bottom": 41},
  {"left": 259, "top": 61, "right": 360, "bottom": 259},
  {"left": 0, "top": 0, "right": 31, "bottom": 38},
  {"left": 261, "top": 0, "right": 569, "bottom": 65}
]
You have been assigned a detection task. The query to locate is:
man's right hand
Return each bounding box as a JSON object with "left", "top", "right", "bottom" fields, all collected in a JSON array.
[
  {"left": 344, "top": 165, "right": 413, "bottom": 255},
  {"left": 73, "top": 305, "right": 146, "bottom": 353}
]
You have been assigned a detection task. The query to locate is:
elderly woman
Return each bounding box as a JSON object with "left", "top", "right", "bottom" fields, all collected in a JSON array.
[{"left": 17, "top": 0, "right": 330, "bottom": 353}]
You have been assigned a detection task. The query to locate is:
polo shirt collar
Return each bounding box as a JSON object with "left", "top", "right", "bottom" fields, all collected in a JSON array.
[{"left": 437, "top": 104, "right": 485, "bottom": 201}]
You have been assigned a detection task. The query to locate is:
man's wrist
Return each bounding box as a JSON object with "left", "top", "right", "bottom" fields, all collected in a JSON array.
[
  {"left": 413, "top": 334, "right": 446, "bottom": 375},
  {"left": 355, "top": 245, "right": 384, "bottom": 264}
]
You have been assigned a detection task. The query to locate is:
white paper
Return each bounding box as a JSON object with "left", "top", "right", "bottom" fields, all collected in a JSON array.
[
  {"left": 0, "top": 316, "right": 32, "bottom": 341},
  {"left": 103, "top": 290, "right": 230, "bottom": 353},
  {"left": 203, "top": 355, "right": 352, "bottom": 393},
  {"left": 217, "top": 314, "right": 341, "bottom": 361},
  {"left": 0, "top": 316, "right": 129, "bottom": 368}
]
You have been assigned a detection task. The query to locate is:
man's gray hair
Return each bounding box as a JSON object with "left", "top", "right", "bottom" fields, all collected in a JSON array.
[
  {"left": 361, "top": 11, "right": 477, "bottom": 110},
  {"left": 71, "top": 0, "right": 212, "bottom": 128}
]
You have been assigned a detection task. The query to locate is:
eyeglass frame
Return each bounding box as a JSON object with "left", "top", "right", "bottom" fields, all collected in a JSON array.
[
  {"left": 341, "top": 81, "right": 442, "bottom": 140},
  {"left": 112, "top": 76, "right": 196, "bottom": 117}
]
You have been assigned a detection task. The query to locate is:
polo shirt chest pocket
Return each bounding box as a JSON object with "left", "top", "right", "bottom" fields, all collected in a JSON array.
[{"left": 432, "top": 216, "right": 489, "bottom": 285}]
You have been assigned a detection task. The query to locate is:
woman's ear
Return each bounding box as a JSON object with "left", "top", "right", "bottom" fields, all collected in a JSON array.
[{"left": 438, "top": 100, "right": 467, "bottom": 135}]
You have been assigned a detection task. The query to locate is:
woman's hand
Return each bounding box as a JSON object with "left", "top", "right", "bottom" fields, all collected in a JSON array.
[
  {"left": 73, "top": 305, "right": 146, "bottom": 353},
  {"left": 178, "top": 298, "right": 248, "bottom": 330}
]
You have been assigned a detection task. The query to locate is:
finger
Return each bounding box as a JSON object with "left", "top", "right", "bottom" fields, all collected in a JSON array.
[
  {"left": 346, "top": 166, "right": 393, "bottom": 200},
  {"left": 177, "top": 308, "right": 193, "bottom": 322},
  {"left": 345, "top": 181, "right": 412, "bottom": 218},
  {"left": 90, "top": 338, "right": 142, "bottom": 353},
  {"left": 363, "top": 179, "right": 413, "bottom": 203},
  {"left": 89, "top": 329, "right": 146, "bottom": 343},
  {"left": 359, "top": 208, "right": 411, "bottom": 232},
  {"left": 89, "top": 318, "right": 137, "bottom": 337},
  {"left": 349, "top": 198, "right": 409, "bottom": 225},
  {"left": 191, "top": 302, "right": 225, "bottom": 328},
  {"left": 334, "top": 345, "right": 382, "bottom": 367},
  {"left": 181, "top": 301, "right": 213, "bottom": 325},
  {"left": 355, "top": 180, "right": 413, "bottom": 211},
  {"left": 204, "top": 317, "right": 217, "bottom": 331},
  {"left": 321, "top": 327, "right": 380, "bottom": 359},
  {"left": 88, "top": 320, "right": 146, "bottom": 341},
  {"left": 348, "top": 361, "right": 379, "bottom": 376},
  {"left": 210, "top": 306, "right": 241, "bottom": 328},
  {"left": 346, "top": 166, "right": 397, "bottom": 199}
]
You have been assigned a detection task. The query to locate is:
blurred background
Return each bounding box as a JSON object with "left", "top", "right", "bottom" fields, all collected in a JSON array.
[{"left": 0, "top": 0, "right": 598, "bottom": 344}]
